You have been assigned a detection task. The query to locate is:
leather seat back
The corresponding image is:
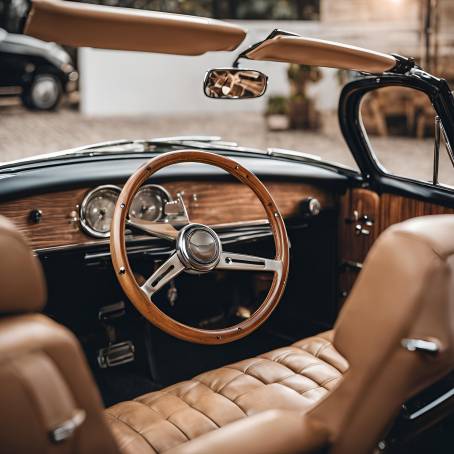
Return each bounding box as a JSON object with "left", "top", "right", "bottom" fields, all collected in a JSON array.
[
  {"left": 0, "top": 216, "right": 119, "bottom": 453},
  {"left": 311, "top": 215, "right": 454, "bottom": 453}
]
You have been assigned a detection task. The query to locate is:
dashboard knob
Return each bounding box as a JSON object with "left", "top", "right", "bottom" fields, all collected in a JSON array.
[
  {"left": 301, "top": 198, "right": 321, "bottom": 216},
  {"left": 29, "top": 208, "right": 42, "bottom": 224}
]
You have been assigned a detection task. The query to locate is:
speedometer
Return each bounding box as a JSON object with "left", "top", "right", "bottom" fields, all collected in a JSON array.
[
  {"left": 80, "top": 185, "right": 121, "bottom": 238},
  {"left": 129, "top": 185, "right": 171, "bottom": 222}
]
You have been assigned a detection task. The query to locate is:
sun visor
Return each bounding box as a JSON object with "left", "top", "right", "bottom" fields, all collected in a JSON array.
[
  {"left": 24, "top": 0, "right": 246, "bottom": 55},
  {"left": 246, "top": 35, "right": 396, "bottom": 73}
]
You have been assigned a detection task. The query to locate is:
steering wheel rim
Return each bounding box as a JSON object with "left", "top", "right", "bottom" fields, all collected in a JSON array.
[{"left": 110, "top": 150, "right": 289, "bottom": 344}]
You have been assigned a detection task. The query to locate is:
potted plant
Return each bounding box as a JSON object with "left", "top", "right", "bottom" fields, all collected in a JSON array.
[
  {"left": 287, "top": 64, "right": 322, "bottom": 130},
  {"left": 265, "top": 95, "right": 290, "bottom": 131}
]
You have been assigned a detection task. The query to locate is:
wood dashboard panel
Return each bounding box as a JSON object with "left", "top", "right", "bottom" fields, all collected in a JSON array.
[{"left": 0, "top": 180, "right": 334, "bottom": 250}]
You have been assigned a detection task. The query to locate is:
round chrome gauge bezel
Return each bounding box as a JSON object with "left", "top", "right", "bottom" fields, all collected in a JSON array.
[
  {"left": 79, "top": 184, "right": 122, "bottom": 238},
  {"left": 129, "top": 184, "right": 172, "bottom": 223}
]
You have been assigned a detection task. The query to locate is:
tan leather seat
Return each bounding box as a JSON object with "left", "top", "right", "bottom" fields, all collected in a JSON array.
[
  {"left": 0, "top": 216, "right": 120, "bottom": 454},
  {"left": 105, "top": 331, "right": 347, "bottom": 453},
  {"left": 0, "top": 213, "right": 453, "bottom": 454},
  {"left": 105, "top": 214, "right": 454, "bottom": 454}
]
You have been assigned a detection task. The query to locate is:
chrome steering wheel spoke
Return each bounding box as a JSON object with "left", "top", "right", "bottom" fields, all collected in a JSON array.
[
  {"left": 216, "top": 251, "right": 282, "bottom": 274},
  {"left": 141, "top": 253, "right": 185, "bottom": 298},
  {"left": 127, "top": 218, "right": 179, "bottom": 241},
  {"left": 127, "top": 194, "right": 191, "bottom": 241}
]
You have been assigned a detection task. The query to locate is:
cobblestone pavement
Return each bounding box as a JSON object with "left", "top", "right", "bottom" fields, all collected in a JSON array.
[{"left": 1, "top": 102, "right": 448, "bottom": 184}]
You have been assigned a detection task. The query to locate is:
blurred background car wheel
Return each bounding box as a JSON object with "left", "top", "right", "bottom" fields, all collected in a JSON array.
[{"left": 22, "top": 73, "right": 62, "bottom": 111}]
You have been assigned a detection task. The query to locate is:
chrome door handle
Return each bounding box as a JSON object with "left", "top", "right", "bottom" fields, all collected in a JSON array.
[{"left": 401, "top": 338, "right": 439, "bottom": 355}]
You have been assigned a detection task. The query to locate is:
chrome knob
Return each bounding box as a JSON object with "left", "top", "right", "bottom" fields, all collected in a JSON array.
[{"left": 301, "top": 197, "right": 321, "bottom": 216}]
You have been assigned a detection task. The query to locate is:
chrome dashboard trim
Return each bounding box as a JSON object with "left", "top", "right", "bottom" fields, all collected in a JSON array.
[
  {"left": 79, "top": 183, "right": 173, "bottom": 239},
  {"left": 130, "top": 184, "right": 173, "bottom": 223},
  {"left": 35, "top": 220, "right": 272, "bottom": 254},
  {"left": 406, "top": 387, "right": 454, "bottom": 420}
]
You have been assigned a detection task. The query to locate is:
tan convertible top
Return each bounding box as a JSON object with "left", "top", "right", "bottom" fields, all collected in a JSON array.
[
  {"left": 24, "top": 0, "right": 246, "bottom": 55},
  {"left": 246, "top": 35, "right": 397, "bottom": 73}
]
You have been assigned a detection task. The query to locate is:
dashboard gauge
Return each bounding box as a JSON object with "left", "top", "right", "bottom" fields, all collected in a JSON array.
[
  {"left": 80, "top": 185, "right": 121, "bottom": 238},
  {"left": 129, "top": 185, "right": 171, "bottom": 222}
]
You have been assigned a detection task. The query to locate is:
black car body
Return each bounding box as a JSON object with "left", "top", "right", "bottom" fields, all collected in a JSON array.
[{"left": 0, "top": 27, "right": 78, "bottom": 109}]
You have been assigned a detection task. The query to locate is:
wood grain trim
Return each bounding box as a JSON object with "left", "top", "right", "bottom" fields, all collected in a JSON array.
[
  {"left": 0, "top": 188, "right": 89, "bottom": 250},
  {"left": 0, "top": 180, "right": 334, "bottom": 250},
  {"left": 338, "top": 190, "right": 454, "bottom": 306},
  {"left": 379, "top": 193, "right": 454, "bottom": 230},
  {"left": 339, "top": 188, "right": 380, "bottom": 263},
  {"left": 165, "top": 179, "right": 334, "bottom": 225}
]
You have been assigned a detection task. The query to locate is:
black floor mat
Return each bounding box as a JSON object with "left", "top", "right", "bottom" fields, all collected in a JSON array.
[
  {"left": 94, "top": 368, "right": 161, "bottom": 407},
  {"left": 148, "top": 325, "right": 292, "bottom": 386}
]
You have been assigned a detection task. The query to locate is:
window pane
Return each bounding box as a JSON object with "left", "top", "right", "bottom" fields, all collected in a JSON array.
[{"left": 360, "top": 86, "right": 450, "bottom": 185}]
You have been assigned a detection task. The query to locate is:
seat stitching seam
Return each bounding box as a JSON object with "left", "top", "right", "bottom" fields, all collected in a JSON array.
[
  {"left": 175, "top": 385, "right": 222, "bottom": 429},
  {"left": 132, "top": 400, "right": 191, "bottom": 441},
  {"left": 225, "top": 366, "right": 269, "bottom": 386},
  {"left": 299, "top": 376, "right": 340, "bottom": 395},
  {"left": 105, "top": 410, "right": 161, "bottom": 453},
  {"left": 293, "top": 336, "right": 330, "bottom": 348},
  {"left": 223, "top": 365, "right": 268, "bottom": 387},
  {"left": 273, "top": 372, "right": 297, "bottom": 385},
  {"left": 313, "top": 341, "right": 331, "bottom": 358},
  {"left": 178, "top": 381, "right": 200, "bottom": 400},
  {"left": 190, "top": 378, "right": 248, "bottom": 417},
  {"left": 320, "top": 375, "right": 341, "bottom": 387},
  {"left": 138, "top": 378, "right": 249, "bottom": 418},
  {"left": 214, "top": 370, "right": 245, "bottom": 394},
  {"left": 242, "top": 358, "right": 268, "bottom": 374},
  {"left": 320, "top": 360, "right": 344, "bottom": 375},
  {"left": 270, "top": 349, "right": 303, "bottom": 363},
  {"left": 294, "top": 343, "right": 345, "bottom": 374}
]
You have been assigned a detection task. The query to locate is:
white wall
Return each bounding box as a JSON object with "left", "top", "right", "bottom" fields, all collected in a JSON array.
[{"left": 79, "top": 20, "right": 419, "bottom": 116}]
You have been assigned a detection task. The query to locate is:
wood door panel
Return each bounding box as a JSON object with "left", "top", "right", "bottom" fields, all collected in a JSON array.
[
  {"left": 0, "top": 180, "right": 334, "bottom": 250},
  {"left": 338, "top": 188, "right": 381, "bottom": 305},
  {"left": 339, "top": 189, "right": 454, "bottom": 305},
  {"left": 339, "top": 188, "right": 380, "bottom": 263},
  {"left": 380, "top": 193, "right": 454, "bottom": 230}
]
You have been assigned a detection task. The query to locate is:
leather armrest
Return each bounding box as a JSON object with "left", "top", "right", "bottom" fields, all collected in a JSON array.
[{"left": 166, "top": 410, "right": 330, "bottom": 454}]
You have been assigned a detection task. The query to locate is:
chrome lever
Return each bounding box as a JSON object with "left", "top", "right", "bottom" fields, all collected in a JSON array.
[
  {"left": 50, "top": 409, "right": 86, "bottom": 443},
  {"left": 401, "top": 338, "right": 439, "bottom": 356},
  {"left": 164, "top": 194, "right": 190, "bottom": 225}
]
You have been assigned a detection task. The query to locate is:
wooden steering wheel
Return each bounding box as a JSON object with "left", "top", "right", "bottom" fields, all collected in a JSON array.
[{"left": 110, "top": 150, "right": 289, "bottom": 344}]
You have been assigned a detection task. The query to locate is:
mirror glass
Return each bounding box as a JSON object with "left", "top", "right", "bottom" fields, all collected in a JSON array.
[{"left": 204, "top": 69, "right": 267, "bottom": 99}]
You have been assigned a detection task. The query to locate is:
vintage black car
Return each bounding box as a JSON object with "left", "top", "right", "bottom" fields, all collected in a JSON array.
[
  {"left": 0, "top": 26, "right": 78, "bottom": 110},
  {"left": 0, "top": 1, "right": 452, "bottom": 453}
]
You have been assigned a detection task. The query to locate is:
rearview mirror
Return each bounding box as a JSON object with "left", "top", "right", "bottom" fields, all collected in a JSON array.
[{"left": 203, "top": 68, "right": 267, "bottom": 99}]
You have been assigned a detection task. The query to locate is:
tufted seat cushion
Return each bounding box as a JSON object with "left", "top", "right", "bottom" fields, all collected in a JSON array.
[{"left": 105, "top": 331, "right": 348, "bottom": 454}]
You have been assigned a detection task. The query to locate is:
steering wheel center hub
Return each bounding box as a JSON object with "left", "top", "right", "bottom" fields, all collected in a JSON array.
[{"left": 177, "top": 224, "right": 222, "bottom": 272}]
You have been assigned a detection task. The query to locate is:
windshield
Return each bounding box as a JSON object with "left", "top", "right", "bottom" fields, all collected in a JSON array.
[{"left": 1, "top": 0, "right": 451, "bottom": 171}]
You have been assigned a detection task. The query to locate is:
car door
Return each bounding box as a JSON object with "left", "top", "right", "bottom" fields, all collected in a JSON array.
[
  {"left": 337, "top": 69, "right": 454, "bottom": 302},
  {"left": 0, "top": 30, "right": 27, "bottom": 87}
]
